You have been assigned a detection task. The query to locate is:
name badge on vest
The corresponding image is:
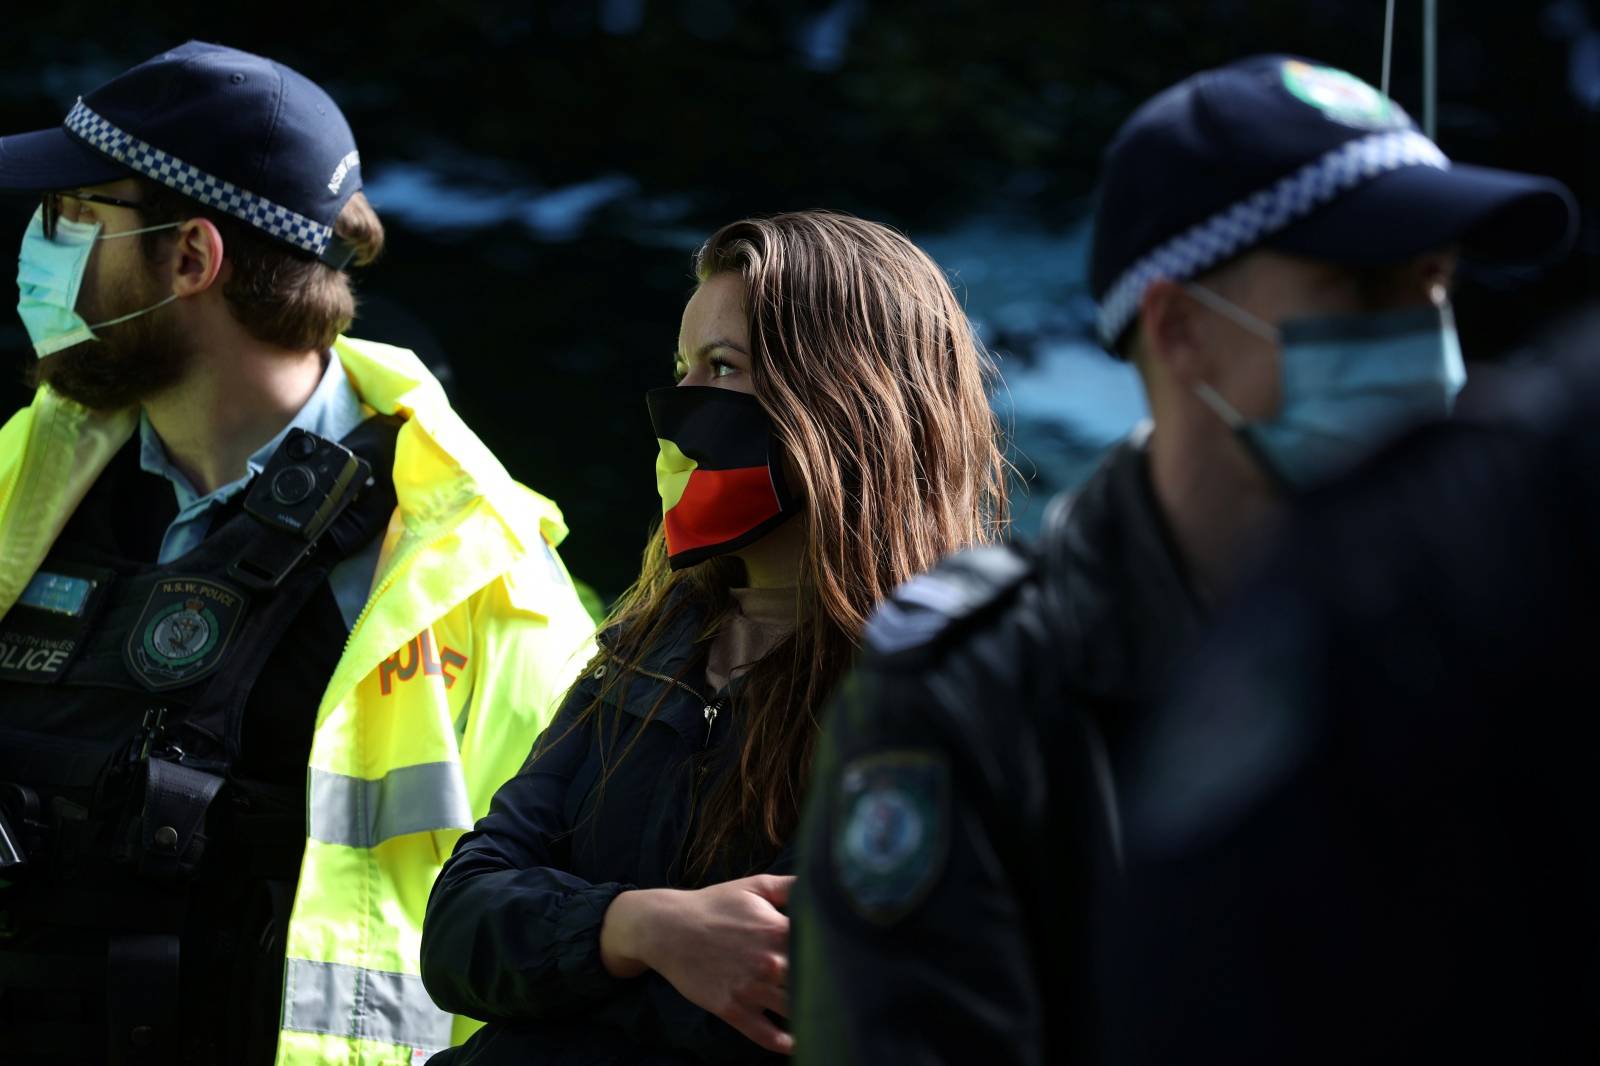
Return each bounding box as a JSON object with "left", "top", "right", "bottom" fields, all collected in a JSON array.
[
  {"left": 0, "top": 564, "right": 114, "bottom": 684},
  {"left": 124, "top": 576, "right": 249, "bottom": 692}
]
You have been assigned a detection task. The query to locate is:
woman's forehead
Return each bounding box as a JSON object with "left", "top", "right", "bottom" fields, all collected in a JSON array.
[{"left": 680, "top": 274, "right": 749, "bottom": 347}]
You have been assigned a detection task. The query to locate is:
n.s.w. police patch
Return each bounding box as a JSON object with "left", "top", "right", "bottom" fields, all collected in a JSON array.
[
  {"left": 832, "top": 750, "right": 950, "bottom": 924},
  {"left": 124, "top": 577, "right": 248, "bottom": 691},
  {"left": 1281, "top": 59, "right": 1406, "bottom": 131}
]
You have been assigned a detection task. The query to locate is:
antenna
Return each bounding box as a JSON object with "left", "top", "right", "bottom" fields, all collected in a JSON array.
[
  {"left": 1423, "top": 0, "right": 1438, "bottom": 139},
  {"left": 1382, "top": 0, "right": 1396, "bottom": 99},
  {"left": 1383, "top": 1, "right": 1440, "bottom": 139}
]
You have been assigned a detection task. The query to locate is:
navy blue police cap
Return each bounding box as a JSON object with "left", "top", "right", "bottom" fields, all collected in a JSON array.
[
  {"left": 1090, "top": 54, "right": 1577, "bottom": 350},
  {"left": 0, "top": 41, "right": 363, "bottom": 269}
]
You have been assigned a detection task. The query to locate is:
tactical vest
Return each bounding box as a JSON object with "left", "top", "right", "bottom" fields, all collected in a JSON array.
[{"left": 0, "top": 418, "right": 398, "bottom": 1066}]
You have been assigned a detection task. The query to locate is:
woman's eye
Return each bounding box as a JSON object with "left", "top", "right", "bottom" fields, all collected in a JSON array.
[{"left": 710, "top": 357, "right": 737, "bottom": 378}]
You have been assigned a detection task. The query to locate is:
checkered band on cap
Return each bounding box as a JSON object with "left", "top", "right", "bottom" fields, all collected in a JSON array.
[
  {"left": 63, "top": 99, "right": 335, "bottom": 257},
  {"left": 1096, "top": 129, "right": 1450, "bottom": 346}
]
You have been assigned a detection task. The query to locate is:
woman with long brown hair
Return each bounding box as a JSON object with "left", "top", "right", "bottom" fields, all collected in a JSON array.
[{"left": 420, "top": 210, "right": 1008, "bottom": 1064}]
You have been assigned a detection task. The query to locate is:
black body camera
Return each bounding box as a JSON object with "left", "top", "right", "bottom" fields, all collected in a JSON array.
[
  {"left": 230, "top": 429, "right": 371, "bottom": 590},
  {"left": 246, "top": 429, "right": 368, "bottom": 539}
]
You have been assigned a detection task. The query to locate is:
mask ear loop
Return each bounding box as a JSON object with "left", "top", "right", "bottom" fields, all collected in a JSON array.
[
  {"left": 1179, "top": 284, "right": 1298, "bottom": 495},
  {"left": 86, "top": 294, "right": 178, "bottom": 332},
  {"left": 1193, "top": 381, "right": 1247, "bottom": 429},
  {"left": 1193, "top": 378, "right": 1297, "bottom": 497},
  {"left": 78, "top": 217, "right": 184, "bottom": 328},
  {"left": 96, "top": 221, "right": 184, "bottom": 242},
  {"left": 45, "top": 217, "right": 180, "bottom": 244},
  {"left": 1181, "top": 282, "right": 1280, "bottom": 343},
  {"left": 1180, "top": 282, "right": 1281, "bottom": 428},
  {"left": 80, "top": 221, "right": 186, "bottom": 331}
]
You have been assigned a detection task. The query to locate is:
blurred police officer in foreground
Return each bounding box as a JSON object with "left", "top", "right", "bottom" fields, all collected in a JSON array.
[
  {"left": 1102, "top": 347, "right": 1600, "bottom": 1065},
  {"left": 0, "top": 43, "right": 594, "bottom": 1066},
  {"left": 791, "top": 54, "right": 1575, "bottom": 1064}
]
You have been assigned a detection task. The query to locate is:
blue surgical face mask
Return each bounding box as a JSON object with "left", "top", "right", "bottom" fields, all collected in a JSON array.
[
  {"left": 17, "top": 206, "right": 181, "bottom": 358},
  {"left": 1184, "top": 282, "right": 1467, "bottom": 492}
]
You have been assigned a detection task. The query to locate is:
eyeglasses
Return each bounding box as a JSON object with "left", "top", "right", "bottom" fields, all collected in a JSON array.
[{"left": 41, "top": 190, "right": 145, "bottom": 240}]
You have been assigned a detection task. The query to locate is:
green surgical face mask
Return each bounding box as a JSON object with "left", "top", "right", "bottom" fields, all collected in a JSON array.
[
  {"left": 16, "top": 206, "right": 179, "bottom": 357},
  {"left": 1185, "top": 282, "right": 1467, "bottom": 492}
]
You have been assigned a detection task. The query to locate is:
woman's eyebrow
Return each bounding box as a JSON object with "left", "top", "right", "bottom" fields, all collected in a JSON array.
[{"left": 695, "top": 338, "right": 749, "bottom": 360}]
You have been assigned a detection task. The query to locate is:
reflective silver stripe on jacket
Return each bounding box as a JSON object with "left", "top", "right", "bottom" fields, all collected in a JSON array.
[
  {"left": 308, "top": 762, "right": 474, "bottom": 848},
  {"left": 281, "top": 957, "right": 452, "bottom": 1052}
]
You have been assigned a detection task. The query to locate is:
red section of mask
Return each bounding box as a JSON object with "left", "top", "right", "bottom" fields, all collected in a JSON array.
[{"left": 664, "top": 465, "right": 780, "bottom": 555}]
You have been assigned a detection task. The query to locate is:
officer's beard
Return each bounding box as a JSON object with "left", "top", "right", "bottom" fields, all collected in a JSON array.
[{"left": 27, "top": 264, "right": 191, "bottom": 411}]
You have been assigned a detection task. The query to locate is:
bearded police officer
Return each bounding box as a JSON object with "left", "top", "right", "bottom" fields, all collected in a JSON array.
[
  {"left": 791, "top": 55, "right": 1576, "bottom": 1063},
  {"left": 0, "top": 43, "right": 595, "bottom": 1066}
]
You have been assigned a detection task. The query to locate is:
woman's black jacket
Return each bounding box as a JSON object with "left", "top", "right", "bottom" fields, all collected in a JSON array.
[{"left": 420, "top": 601, "right": 791, "bottom": 1065}]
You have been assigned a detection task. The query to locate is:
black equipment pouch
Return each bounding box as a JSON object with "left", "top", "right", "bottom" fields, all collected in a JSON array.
[{"left": 132, "top": 759, "right": 224, "bottom": 885}]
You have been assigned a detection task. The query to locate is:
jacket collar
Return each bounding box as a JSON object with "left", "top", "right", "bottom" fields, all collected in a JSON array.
[
  {"left": 317, "top": 336, "right": 573, "bottom": 712},
  {"left": 1040, "top": 428, "right": 1207, "bottom": 709},
  {"left": 593, "top": 592, "right": 713, "bottom": 704},
  {"left": 331, "top": 335, "right": 566, "bottom": 548},
  {"left": 579, "top": 591, "right": 748, "bottom": 750}
]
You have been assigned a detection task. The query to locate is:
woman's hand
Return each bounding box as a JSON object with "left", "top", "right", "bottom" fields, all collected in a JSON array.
[{"left": 599, "top": 875, "right": 796, "bottom": 1055}]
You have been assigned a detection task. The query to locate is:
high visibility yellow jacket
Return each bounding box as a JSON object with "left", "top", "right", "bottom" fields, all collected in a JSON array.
[{"left": 0, "top": 337, "right": 597, "bottom": 1066}]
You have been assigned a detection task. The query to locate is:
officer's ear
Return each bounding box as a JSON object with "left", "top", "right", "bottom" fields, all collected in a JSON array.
[
  {"left": 1137, "top": 278, "right": 1210, "bottom": 387},
  {"left": 167, "top": 218, "right": 229, "bottom": 298}
]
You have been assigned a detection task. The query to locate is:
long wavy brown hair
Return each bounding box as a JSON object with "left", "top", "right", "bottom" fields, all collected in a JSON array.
[{"left": 572, "top": 210, "right": 1008, "bottom": 880}]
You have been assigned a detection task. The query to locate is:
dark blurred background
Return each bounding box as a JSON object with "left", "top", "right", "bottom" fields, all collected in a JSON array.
[{"left": 1, "top": 1, "right": 1594, "bottom": 601}]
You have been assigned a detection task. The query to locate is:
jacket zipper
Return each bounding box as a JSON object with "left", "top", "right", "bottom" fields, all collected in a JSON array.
[
  {"left": 312, "top": 519, "right": 463, "bottom": 731},
  {"left": 701, "top": 695, "right": 727, "bottom": 748},
  {"left": 599, "top": 650, "right": 728, "bottom": 749},
  {"left": 224, "top": 520, "right": 447, "bottom": 758},
  {"left": 340, "top": 520, "right": 459, "bottom": 656}
]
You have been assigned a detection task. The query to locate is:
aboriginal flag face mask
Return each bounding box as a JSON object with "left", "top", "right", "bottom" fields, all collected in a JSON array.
[{"left": 646, "top": 385, "right": 803, "bottom": 570}]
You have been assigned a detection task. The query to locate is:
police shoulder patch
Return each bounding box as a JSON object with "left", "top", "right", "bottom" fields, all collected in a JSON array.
[
  {"left": 831, "top": 749, "right": 950, "bottom": 925},
  {"left": 863, "top": 545, "right": 1031, "bottom": 658}
]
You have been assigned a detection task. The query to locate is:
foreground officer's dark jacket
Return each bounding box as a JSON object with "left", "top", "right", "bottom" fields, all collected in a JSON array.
[
  {"left": 422, "top": 599, "right": 791, "bottom": 1065},
  {"left": 1100, "top": 367, "right": 1600, "bottom": 1066},
  {"left": 791, "top": 434, "right": 1206, "bottom": 1064}
]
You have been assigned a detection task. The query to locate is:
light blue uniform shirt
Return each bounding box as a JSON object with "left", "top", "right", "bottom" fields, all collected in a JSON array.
[{"left": 137, "top": 355, "right": 385, "bottom": 630}]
